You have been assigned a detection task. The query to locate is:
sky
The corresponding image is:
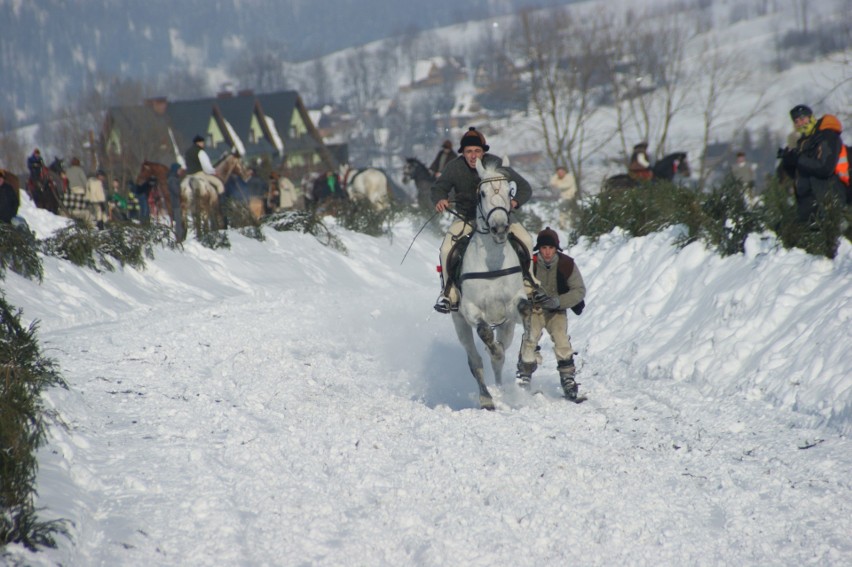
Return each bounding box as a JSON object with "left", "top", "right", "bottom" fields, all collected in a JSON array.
[{"left": 2, "top": 191, "right": 851, "bottom": 565}]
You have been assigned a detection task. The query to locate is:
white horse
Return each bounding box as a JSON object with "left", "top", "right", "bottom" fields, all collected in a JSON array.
[
  {"left": 451, "top": 157, "right": 533, "bottom": 410},
  {"left": 340, "top": 165, "right": 391, "bottom": 210},
  {"left": 179, "top": 154, "right": 243, "bottom": 240}
]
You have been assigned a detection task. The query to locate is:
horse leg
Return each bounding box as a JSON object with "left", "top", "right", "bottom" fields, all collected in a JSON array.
[
  {"left": 451, "top": 313, "right": 494, "bottom": 410},
  {"left": 210, "top": 193, "right": 221, "bottom": 231},
  {"left": 475, "top": 320, "right": 506, "bottom": 387},
  {"left": 493, "top": 323, "right": 520, "bottom": 387}
]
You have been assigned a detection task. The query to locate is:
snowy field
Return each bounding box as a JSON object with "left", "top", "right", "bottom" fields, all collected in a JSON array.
[{"left": 3, "top": 195, "right": 851, "bottom": 566}]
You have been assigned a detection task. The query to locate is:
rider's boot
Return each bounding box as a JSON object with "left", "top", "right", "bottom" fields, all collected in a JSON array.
[
  {"left": 434, "top": 284, "right": 459, "bottom": 314},
  {"left": 558, "top": 357, "right": 579, "bottom": 400},
  {"left": 434, "top": 293, "right": 452, "bottom": 314},
  {"left": 434, "top": 238, "right": 467, "bottom": 314}
]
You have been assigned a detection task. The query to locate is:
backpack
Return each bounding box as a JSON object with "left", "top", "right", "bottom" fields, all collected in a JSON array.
[{"left": 839, "top": 144, "right": 851, "bottom": 186}]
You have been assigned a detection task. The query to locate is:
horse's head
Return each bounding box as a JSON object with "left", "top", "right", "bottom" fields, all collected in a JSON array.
[
  {"left": 653, "top": 152, "right": 691, "bottom": 181},
  {"left": 48, "top": 158, "right": 64, "bottom": 174},
  {"left": 215, "top": 154, "right": 246, "bottom": 181},
  {"left": 475, "top": 157, "right": 514, "bottom": 244},
  {"left": 137, "top": 161, "right": 158, "bottom": 184},
  {"left": 402, "top": 158, "right": 424, "bottom": 183}
]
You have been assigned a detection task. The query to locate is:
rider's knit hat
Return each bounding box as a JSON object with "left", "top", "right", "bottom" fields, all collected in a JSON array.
[
  {"left": 458, "top": 127, "right": 490, "bottom": 153},
  {"left": 534, "top": 226, "right": 562, "bottom": 251}
]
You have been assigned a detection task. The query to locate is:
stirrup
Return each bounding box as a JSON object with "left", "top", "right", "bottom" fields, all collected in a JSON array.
[{"left": 434, "top": 296, "right": 456, "bottom": 314}]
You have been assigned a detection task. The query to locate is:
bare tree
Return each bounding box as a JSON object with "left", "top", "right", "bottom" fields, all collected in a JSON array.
[
  {"left": 596, "top": 12, "right": 635, "bottom": 167},
  {"left": 790, "top": 0, "right": 808, "bottom": 33},
  {"left": 0, "top": 115, "right": 28, "bottom": 175},
  {"left": 337, "top": 46, "right": 387, "bottom": 114},
  {"left": 45, "top": 80, "right": 142, "bottom": 173},
  {"left": 627, "top": 12, "right": 695, "bottom": 159},
  {"left": 157, "top": 70, "right": 209, "bottom": 101},
  {"left": 519, "top": 8, "right": 611, "bottom": 194},
  {"left": 691, "top": 39, "right": 752, "bottom": 191},
  {"left": 309, "top": 59, "right": 332, "bottom": 105},
  {"left": 228, "top": 40, "right": 289, "bottom": 93}
]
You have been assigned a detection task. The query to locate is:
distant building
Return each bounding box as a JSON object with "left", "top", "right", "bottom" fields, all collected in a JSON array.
[
  {"left": 398, "top": 57, "right": 466, "bottom": 92},
  {"left": 100, "top": 90, "right": 338, "bottom": 178}
]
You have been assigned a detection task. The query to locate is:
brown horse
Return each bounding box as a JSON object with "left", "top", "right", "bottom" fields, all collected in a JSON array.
[
  {"left": 136, "top": 161, "right": 171, "bottom": 221},
  {"left": 2, "top": 170, "right": 21, "bottom": 192},
  {"left": 26, "top": 159, "right": 63, "bottom": 214}
]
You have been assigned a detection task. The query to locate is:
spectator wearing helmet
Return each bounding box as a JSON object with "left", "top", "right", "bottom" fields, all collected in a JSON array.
[
  {"left": 780, "top": 104, "right": 848, "bottom": 223},
  {"left": 430, "top": 126, "right": 539, "bottom": 313}
]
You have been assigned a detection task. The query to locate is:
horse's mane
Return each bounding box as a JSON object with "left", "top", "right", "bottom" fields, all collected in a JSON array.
[
  {"left": 407, "top": 157, "right": 428, "bottom": 167},
  {"left": 478, "top": 159, "right": 508, "bottom": 180}
]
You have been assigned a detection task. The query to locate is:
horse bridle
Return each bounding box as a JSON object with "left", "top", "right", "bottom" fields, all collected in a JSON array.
[
  {"left": 457, "top": 173, "right": 524, "bottom": 286},
  {"left": 474, "top": 176, "right": 513, "bottom": 234}
]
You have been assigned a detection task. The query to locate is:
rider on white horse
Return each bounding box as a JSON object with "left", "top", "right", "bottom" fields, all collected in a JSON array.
[
  {"left": 431, "top": 127, "right": 541, "bottom": 314},
  {"left": 184, "top": 135, "right": 225, "bottom": 195}
]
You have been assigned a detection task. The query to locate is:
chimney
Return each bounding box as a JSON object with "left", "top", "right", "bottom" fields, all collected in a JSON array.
[{"left": 145, "top": 97, "right": 168, "bottom": 115}]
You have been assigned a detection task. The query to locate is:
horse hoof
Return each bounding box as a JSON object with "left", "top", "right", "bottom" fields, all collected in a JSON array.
[{"left": 479, "top": 396, "right": 495, "bottom": 411}]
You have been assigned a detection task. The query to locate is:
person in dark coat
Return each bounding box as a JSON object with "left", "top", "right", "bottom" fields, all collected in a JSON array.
[
  {"left": 781, "top": 104, "right": 848, "bottom": 223},
  {"left": 429, "top": 140, "right": 454, "bottom": 178},
  {"left": 167, "top": 163, "right": 185, "bottom": 238},
  {"left": 27, "top": 149, "right": 45, "bottom": 184},
  {"left": 429, "top": 126, "right": 536, "bottom": 313},
  {"left": 0, "top": 169, "right": 20, "bottom": 224},
  {"left": 313, "top": 171, "right": 346, "bottom": 203},
  {"left": 132, "top": 178, "right": 154, "bottom": 223}
]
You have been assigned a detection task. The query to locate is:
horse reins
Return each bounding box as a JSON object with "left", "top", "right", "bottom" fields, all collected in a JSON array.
[
  {"left": 398, "top": 204, "right": 468, "bottom": 265},
  {"left": 459, "top": 176, "right": 521, "bottom": 282},
  {"left": 474, "top": 176, "right": 511, "bottom": 235},
  {"left": 458, "top": 265, "right": 522, "bottom": 283}
]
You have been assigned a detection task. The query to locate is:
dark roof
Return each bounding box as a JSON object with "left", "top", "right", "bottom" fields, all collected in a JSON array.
[
  {"left": 255, "top": 91, "right": 300, "bottom": 140},
  {"left": 164, "top": 99, "right": 215, "bottom": 150},
  {"left": 105, "top": 90, "right": 336, "bottom": 170},
  {"left": 212, "top": 96, "right": 256, "bottom": 142}
]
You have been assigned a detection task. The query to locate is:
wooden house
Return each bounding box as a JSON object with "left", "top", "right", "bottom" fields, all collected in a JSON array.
[{"left": 100, "top": 90, "right": 338, "bottom": 179}]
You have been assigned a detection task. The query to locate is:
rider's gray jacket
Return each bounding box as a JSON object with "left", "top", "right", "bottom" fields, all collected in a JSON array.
[{"left": 430, "top": 154, "right": 532, "bottom": 221}]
